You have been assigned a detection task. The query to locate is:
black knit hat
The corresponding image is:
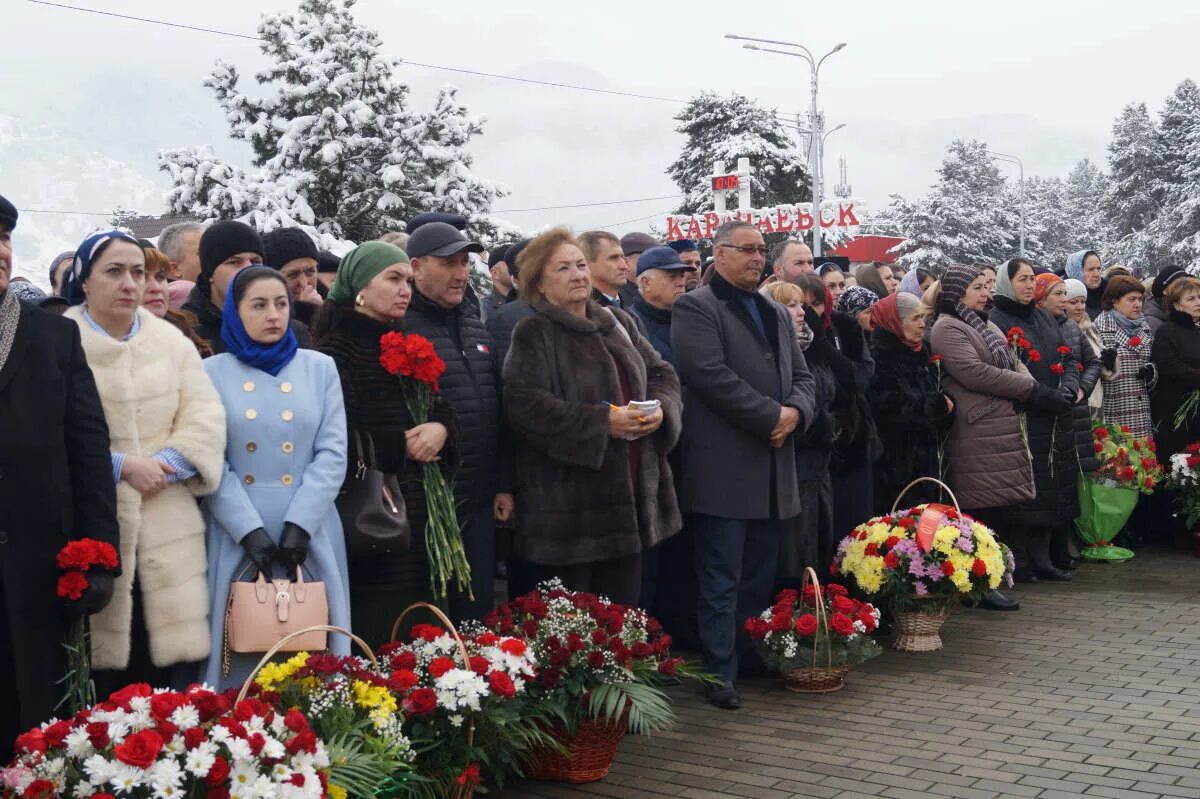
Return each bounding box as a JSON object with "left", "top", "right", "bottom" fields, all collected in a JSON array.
[
  {"left": 197, "top": 221, "right": 263, "bottom": 296},
  {"left": 263, "top": 227, "right": 319, "bottom": 269},
  {"left": 0, "top": 193, "right": 17, "bottom": 231},
  {"left": 488, "top": 245, "right": 512, "bottom": 268},
  {"left": 316, "top": 251, "right": 341, "bottom": 274},
  {"left": 505, "top": 238, "right": 532, "bottom": 280}
]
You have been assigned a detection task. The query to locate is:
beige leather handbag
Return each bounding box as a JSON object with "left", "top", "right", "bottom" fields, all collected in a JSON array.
[{"left": 223, "top": 567, "right": 328, "bottom": 675}]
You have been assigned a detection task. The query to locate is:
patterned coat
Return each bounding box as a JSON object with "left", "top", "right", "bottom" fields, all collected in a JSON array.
[{"left": 1095, "top": 311, "right": 1155, "bottom": 439}]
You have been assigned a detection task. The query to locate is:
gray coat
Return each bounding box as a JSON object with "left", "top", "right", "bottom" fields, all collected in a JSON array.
[
  {"left": 670, "top": 273, "right": 816, "bottom": 520},
  {"left": 930, "top": 314, "right": 1038, "bottom": 512}
]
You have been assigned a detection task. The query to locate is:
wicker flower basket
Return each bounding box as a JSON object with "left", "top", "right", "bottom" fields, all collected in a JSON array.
[
  {"left": 527, "top": 707, "right": 629, "bottom": 783},
  {"left": 893, "top": 598, "right": 953, "bottom": 652},
  {"left": 782, "top": 566, "right": 855, "bottom": 693}
]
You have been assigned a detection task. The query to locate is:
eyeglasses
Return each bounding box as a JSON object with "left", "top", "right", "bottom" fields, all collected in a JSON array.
[{"left": 718, "top": 243, "right": 768, "bottom": 256}]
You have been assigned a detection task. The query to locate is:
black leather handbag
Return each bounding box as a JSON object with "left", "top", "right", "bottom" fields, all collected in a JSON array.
[{"left": 337, "top": 430, "right": 411, "bottom": 559}]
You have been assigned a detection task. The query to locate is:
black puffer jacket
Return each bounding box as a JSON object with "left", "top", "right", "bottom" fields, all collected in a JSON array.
[
  {"left": 403, "top": 289, "right": 503, "bottom": 508},
  {"left": 1060, "top": 314, "right": 1099, "bottom": 473},
  {"left": 989, "top": 296, "right": 1081, "bottom": 527},
  {"left": 315, "top": 303, "right": 459, "bottom": 591},
  {"left": 183, "top": 284, "right": 312, "bottom": 356},
  {"left": 867, "top": 328, "right": 955, "bottom": 513},
  {"left": 1151, "top": 310, "right": 1200, "bottom": 458},
  {"left": 485, "top": 299, "right": 535, "bottom": 369}
]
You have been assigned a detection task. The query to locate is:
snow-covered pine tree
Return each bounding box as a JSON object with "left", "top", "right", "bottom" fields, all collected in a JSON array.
[
  {"left": 1014, "top": 175, "right": 1063, "bottom": 269},
  {"left": 1103, "top": 102, "right": 1165, "bottom": 269},
  {"left": 890, "top": 139, "right": 1011, "bottom": 273},
  {"left": 667, "top": 92, "right": 810, "bottom": 215},
  {"left": 1062, "top": 158, "right": 1111, "bottom": 261},
  {"left": 158, "top": 0, "right": 507, "bottom": 247},
  {"left": 1150, "top": 80, "right": 1200, "bottom": 271}
]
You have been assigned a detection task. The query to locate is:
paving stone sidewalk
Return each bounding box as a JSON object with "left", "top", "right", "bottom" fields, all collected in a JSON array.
[{"left": 498, "top": 547, "right": 1200, "bottom": 799}]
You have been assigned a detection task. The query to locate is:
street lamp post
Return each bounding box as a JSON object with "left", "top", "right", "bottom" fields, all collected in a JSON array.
[
  {"left": 988, "top": 150, "right": 1025, "bottom": 257},
  {"left": 726, "top": 35, "right": 846, "bottom": 256}
]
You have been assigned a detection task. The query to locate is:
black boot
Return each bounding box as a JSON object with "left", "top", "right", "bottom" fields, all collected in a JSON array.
[
  {"left": 1012, "top": 566, "right": 1038, "bottom": 584},
  {"left": 1033, "top": 566, "right": 1073, "bottom": 581},
  {"left": 976, "top": 589, "right": 1020, "bottom": 611}
]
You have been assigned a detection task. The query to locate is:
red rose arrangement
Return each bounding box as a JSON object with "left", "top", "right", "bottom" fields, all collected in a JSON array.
[
  {"left": 55, "top": 538, "right": 120, "bottom": 713},
  {"left": 745, "top": 583, "right": 882, "bottom": 673},
  {"left": 1090, "top": 421, "right": 1162, "bottom": 495},
  {"left": 378, "top": 331, "right": 468, "bottom": 600}
]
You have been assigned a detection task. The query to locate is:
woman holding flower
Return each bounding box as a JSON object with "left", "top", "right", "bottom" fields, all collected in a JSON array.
[
  {"left": 930, "top": 264, "right": 1068, "bottom": 610},
  {"left": 1095, "top": 275, "right": 1155, "bottom": 438},
  {"left": 314, "top": 242, "right": 458, "bottom": 646},
  {"left": 1150, "top": 275, "right": 1200, "bottom": 460},
  {"left": 502, "top": 227, "right": 682, "bottom": 606},
  {"left": 867, "top": 291, "right": 955, "bottom": 512},
  {"left": 987, "top": 261, "right": 1081, "bottom": 582},
  {"left": 201, "top": 266, "right": 351, "bottom": 688}
]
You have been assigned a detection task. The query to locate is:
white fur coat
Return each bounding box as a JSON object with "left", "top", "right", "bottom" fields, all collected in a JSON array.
[{"left": 67, "top": 307, "right": 227, "bottom": 670}]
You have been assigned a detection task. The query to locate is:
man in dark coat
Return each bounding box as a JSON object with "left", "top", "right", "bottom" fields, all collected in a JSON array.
[
  {"left": 404, "top": 222, "right": 512, "bottom": 620},
  {"left": 628, "top": 246, "right": 695, "bottom": 371},
  {"left": 485, "top": 238, "right": 535, "bottom": 368},
  {"left": 670, "top": 220, "right": 816, "bottom": 709},
  {"left": 0, "top": 195, "right": 119, "bottom": 751},
  {"left": 483, "top": 245, "right": 516, "bottom": 320},
  {"left": 183, "top": 220, "right": 311, "bottom": 354}
]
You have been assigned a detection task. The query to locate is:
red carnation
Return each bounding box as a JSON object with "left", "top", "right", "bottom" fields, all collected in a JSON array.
[
  {"left": 884, "top": 551, "right": 900, "bottom": 570},
  {"left": 1076, "top": 363, "right": 1084, "bottom": 372},
  {"left": 1049, "top": 363, "right": 1065, "bottom": 376},
  {"left": 1027, "top": 349, "right": 1041, "bottom": 363},
  {"left": 499, "top": 638, "right": 527, "bottom": 657},
  {"left": 884, "top": 535, "right": 901, "bottom": 549},
  {"left": 183, "top": 727, "right": 207, "bottom": 751},
  {"left": 428, "top": 657, "right": 456, "bottom": 679},
  {"left": 1144, "top": 477, "right": 1154, "bottom": 489},
  {"left": 897, "top": 517, "right": 916, "bottom": 529},
  {"left": 23, "top": 780, "right": 56, "bottom": 799},
  {"left": 488, "top": 670, "right": 517, "bottom": 698},
  {"left": 1121, "top": 425, "right": 1131, "bottom": 433},
  {"left": 971, "top": 559, "right": 988, "bottom": 577},
  {"left": 930, "top": 354, "right": 943, "bottom": 364},
  {"left": 113, "top": 729, "right": 164, "bottom": 769},
  {"left": 1056, "top": 345, "right": 1072, "bottom": 355},
  {"left": 864, "top": 543, "right": 879, "bottom": 557},
  {"left": 14, "top": 729, "right": 48, "bottom": 755},
  {"left": 1095, "top": 427, "right": 1108, "bottom": 439},
  {"left": 829, "top": 613, "right": 855, "bottom": 637},
  {"left": 56, "top": 570, "right": 89, "bottom": 600},
  {"left": 940, "top": 561, "right": 956, "bottom": 576},
  {"left": 388, "top": 669, "right": 419, "bottom": 693},
  {"left": 794, "top": 613, "right": 819, "bottom": 637},
  {"left": 284, "top": 731, "right": 317, "bottom": 757},
  {"left": 1119, "top": 467, "right": 1136, "bottom": 482},
  {"left": 404, "top": 687, "right": 438, "bottom": 716},
  {"left": 390, "top": 651, "right": 417, "bottom": 672},
  {"left": 1007, "top": 326, "right": 1024, "bottom": 340},
  {"left": 1128, "top": 336, "right": 1142, "bottom": 347},
  {"left": 1017, "top": 337, "right": 1031, "bottom": 350}
]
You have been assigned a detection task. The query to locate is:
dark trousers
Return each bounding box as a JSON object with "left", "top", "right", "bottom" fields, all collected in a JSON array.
[
  {"left": 832, "top": 462, "right": 873, "bottom": 553},
  {"left": 447, "top": 502, "right": 496, "bottom": 623},
  {"left": 529, "top": 552, "right": 642, "bottom": 607},
  {"left": 691, "top": 513, "right": 780, "bottom": 683},
  {"left": 650, "top": 527, "right": 699, "bottom": 650}
]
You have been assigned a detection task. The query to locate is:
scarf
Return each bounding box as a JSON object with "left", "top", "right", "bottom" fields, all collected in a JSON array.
[
  {"left": 1064, "top": 249, "right": 1097, "bottom": 282},
  {"left": 63, "top": 230, "right": 142, "bottom": 306},
  {"left": 220, "top": 267, "right": 299, "bottom": 376},
  {"left": 837, "top": 285, "right": 878, "bottom": 318},
  {"left": 870, "top": 293, "right": 921, "bottom": 352},
  {"left": 1033, "top": 272, "right": 1062, "bottom": 303},
  {"left": 897, "top": 268, "right": 924, "bottom": 298},
  {"left": 0, "top": 289, "right": 19, "bottom": 374},
  {"left": 1111, "top": 308, "right": 1145, "bottom": 334},
  {"left": 327, "top": 241, "right": 409, "bottom": 305},
  {"left": 941, "top": 263, "right": 1012, "bottom": 368}
]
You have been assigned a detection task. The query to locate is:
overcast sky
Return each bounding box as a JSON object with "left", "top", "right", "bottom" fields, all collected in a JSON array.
[{"left": 5, "top": 0, "right": 1200, "bottom": 281}]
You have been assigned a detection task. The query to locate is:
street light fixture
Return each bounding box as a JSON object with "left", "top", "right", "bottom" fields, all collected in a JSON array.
[
  {"left": 728, "top": 34, "right": 847, "bottom": 256},
  {"left": 988, "top": 150, "right": 1025, "bottom": 257}
]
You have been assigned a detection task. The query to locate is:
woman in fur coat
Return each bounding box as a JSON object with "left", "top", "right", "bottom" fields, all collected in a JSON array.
[
  {"left": 503, "top": 227, "right": 682, "bottom": 606},
  {"left": 61, "top": 231, "right": 226, "bottom": 690}
]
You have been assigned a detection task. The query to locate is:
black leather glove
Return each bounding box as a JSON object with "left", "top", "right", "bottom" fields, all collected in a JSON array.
[
  {"left": 76, "top": 568, "right": 114, "bottom": 616},
  {"left": 1137, "top": 363, "right": 1156, "bottom": 383},
  {"left": 242, "top": 528, "right": 278, "bottom": 578},
  {"left": 1031, "top": 383, "right": 1072, "bottom": 415},
  {"left": 277, "top": 523, "right": 311, "bottom": 572},
  {"left": 1100, "top": 348, "right": 1117, "bottom": 371}
]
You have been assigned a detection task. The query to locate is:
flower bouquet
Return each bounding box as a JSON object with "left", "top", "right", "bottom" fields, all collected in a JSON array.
[
  {"left": 1167, "top": 441, "right": 1200, "bottom": 551},
  {"left": 1075, "top": 422, "right": 1161, "bottom": 562},
  {"left": 378, "top": 603, "right": 551, "bottom": 796},
  {"left": 745, "top": 568, "right": 882, "bottom": 693},
  {"left": 55, "top": 537, "right": 120, "bottom": 714},
  {"left": 833, "top": 478, "right": 1013, "bottom": 651},
  {"left": 481, "top": 580, "right": 701, "bottom": 783},
  {"left": 2, "top": 683, "right": 332, "bottom": 799}
]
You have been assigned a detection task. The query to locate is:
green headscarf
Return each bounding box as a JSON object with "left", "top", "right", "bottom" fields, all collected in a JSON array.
[{"left": 327, "top": 241, "right": 410, "bottom": 304}]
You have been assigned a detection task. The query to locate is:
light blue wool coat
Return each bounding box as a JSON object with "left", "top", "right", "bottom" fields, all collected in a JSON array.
[{"left": 200, "top": 349, "right": 351, "bottom": 689}]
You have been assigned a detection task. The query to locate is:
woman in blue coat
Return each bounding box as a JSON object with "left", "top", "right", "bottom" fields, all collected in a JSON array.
[{"left": 201, "top": 266, "right": 350, "bottom": 689}]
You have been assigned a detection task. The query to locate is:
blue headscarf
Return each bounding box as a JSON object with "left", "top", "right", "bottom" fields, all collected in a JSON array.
[
  {"left": 220, "top": 266, "right": 299, "bottom": 376},
  {"left": 63, "top": 230, "right": 142, "bottom": 306},
  {"left": 1064, "top": 249, "right": 1097, "bottom": 281}
]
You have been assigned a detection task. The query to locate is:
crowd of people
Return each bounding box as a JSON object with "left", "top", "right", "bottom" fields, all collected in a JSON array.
[{"left": 2, "top": 187, "right": 1199, "bottom": 751}]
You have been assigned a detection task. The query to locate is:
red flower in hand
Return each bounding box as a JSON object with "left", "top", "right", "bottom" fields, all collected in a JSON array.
[
  {"left": 1049, "top": 363, "right": 1065, "bottom": 376},
  {"left": 1128, "top": 336, "right": 1142, "bottom": 347},
  {"left": 1017, "top": 337, "right": 1032, "bottom": 350},
  {"left": 930, "top": 354, "right": 943, "bottom": 364},
  {"left": 1056, "top": 345, "right": 1072, "bottom": 356},
  {"left": 56, "top": 570, "right": 89, "bottom": 600},
  {"left": 1027, "top": 349, "right": 1042, "bottom": 363}
]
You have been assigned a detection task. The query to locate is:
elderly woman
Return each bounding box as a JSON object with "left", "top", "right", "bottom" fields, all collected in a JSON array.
[
  {"left": 1151, "top": 274, "right": 1200, "bottom": 459},
  {"left": 201, "top": 266, "right": 350, "bottom": 688},
  {"left": 867, "top": 292, "right": 955, "bottom": 512},
  {"left": 314, "top": 242, "right": 458, "bottom": 645},
  {"left": 1065, "top": 250, "right": 1105, "bottom": 320},
  {"left": 1064, "top": 278, "right": 1116, "bottom": 417},
  {"left": 987, "top": 259, "right": 1080, "bottom": 583},
  {"left": 1095, "top": 275, "right": 1156, "bottom": 438},
  {"left": 503, "top": 227, "right": 681, "bottom": 605},
  {"left": 931, "top": 264, "right": 1071, "bottom": 610},
  {"left": 62, "top": 231, "right": 227, "bottom": 690},
  {"left": 837, "top": 285, "right": 879, "bottom": 333}
]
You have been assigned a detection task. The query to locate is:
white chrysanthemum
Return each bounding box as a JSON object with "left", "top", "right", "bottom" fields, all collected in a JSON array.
[
  {"left": 184, "top": 747, "right": 216, "bottom": 777},
  {"left": 260, "top": 737, "right": 286, "bottom": 761},
  {"left": 148, "top": 759, "right": 184, "bottom": 798},
  {"left": 169, "top": 705, "right": 201, "bottom": 729},
  {"left": 82, "top": 753, "right": 115, "bottom": 786},
  {"left": 225, "top": 737, "right": 253, "bottom": 762},
  {"left": 109, "top": 763, "right": 144, "bottom": 793},
  {"left": 64, "top": 727, "right": 94, "bottom": 759},
  {"left": 229, "top": 762, "right": 259, "bottom": 795},
  {"left": 250, "top": 774, "right": 277, "bottom": 799}
]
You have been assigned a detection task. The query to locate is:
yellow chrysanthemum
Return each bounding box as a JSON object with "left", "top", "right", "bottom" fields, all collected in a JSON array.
[
  {"left": 328, "top": 784, "right": 348, "bottom": 799},
  {"left": 352, "top": 681, "right": 398, "bottom": 719},
  {"left": 254, "top": 651, "right": 310, "bottom": 691}
]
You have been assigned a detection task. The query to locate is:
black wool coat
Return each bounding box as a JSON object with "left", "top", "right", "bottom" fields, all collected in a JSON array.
[
  {"left": 0, "top": 302, "right": 118, "bottom": 732},
  {"left": 403, "top": 290, "right": 505, "bottom": 507},
  {"left": 670, "top": 272, "right": 816, "bottom": 520},
  {"left": 183, "top": 284, "right": 312, "bottom": 356},
  {"left": 503, "top": 301, "right": 682, "bottom": 566},
  {"left": 628, "top": 296, "right": 677, "bottom": 370},
  {"left": 484, "top": 298, "right": 535, "bottom": 369},
  {"left": 315, "top": 303, "right": 459, "bottom": 591},
  {"left": 1151, "top": 311, "right": 1200, "bottom": 458},
  {"left": 827, "top": 312, "right": 882, "bottom": 474},
  {"left": 867, "top": 329, "right": 955, "bottom": 513},
  {"left": 989, "top": 297, "right": 1082, "bottom": 527},
  {"left": 1060, "top": 315, "right": 1099, "bottom": 474}
]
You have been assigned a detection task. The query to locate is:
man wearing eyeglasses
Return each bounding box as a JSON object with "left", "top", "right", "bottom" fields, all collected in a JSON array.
[{"left": 670, "top": 221, "right": 816, "bottom": 710}]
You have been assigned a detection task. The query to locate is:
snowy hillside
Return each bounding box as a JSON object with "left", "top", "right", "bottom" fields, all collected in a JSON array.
[{"left": 0, "top": 115, "right": 163, "bottom": 291}]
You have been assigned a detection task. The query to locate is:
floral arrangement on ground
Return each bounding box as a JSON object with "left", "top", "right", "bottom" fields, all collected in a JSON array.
[
  {"left": 745, "top": 583, "right": 882, "bottom": 673},
  {"left": 1091, "top": 422, "right": 1162, "bottom": 494}
]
